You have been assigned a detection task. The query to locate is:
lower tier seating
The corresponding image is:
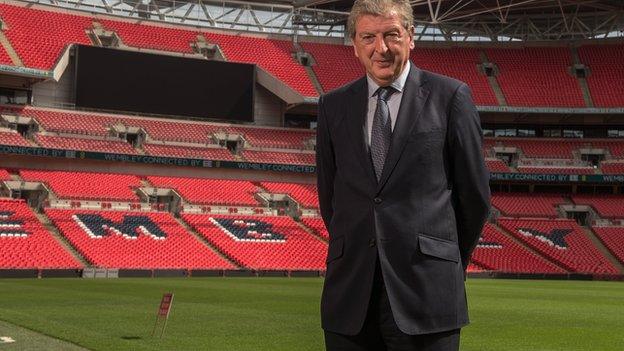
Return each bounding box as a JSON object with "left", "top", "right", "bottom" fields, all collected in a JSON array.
[
  {"left": 0, "top": 198, "right": 82, "bottom": 268},
  {"left": 592, "top": 226, "right": 624, "bottom": 265},
  {"left": 470, "top": 223, "right": 565, "bottom": 273},
  {"left": 485, "top": 159, "right": 511, "bottom": 172},
  {"left": 300, "top": 217, "right": 329, "bottom": 240},
  {"left": 20, "top": 169, "right": 142, "bottom": 202},
  {"left": 491, "top": 193, "right": 565, "bottom": 218},
  {"left": 601, "top": 162, "right": 624, "bottom": 174},
  {"left": 182, "top": 214, "right": 327, "bottom": 270},
  {"left": 260, "top": 182, "right": 319, "bottom": 208},
  {"left": 497, "top": 218, "right": 618, "bottom": 274},
  {"left": 45, "top": 209, "right": 235, "bottom": 269}
]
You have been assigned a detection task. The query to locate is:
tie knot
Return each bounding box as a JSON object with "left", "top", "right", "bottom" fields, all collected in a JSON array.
[{"left": 376, "top": 86, "right": 395, "bottom": 102}]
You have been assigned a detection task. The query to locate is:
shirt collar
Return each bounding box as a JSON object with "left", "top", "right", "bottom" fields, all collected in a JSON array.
[{"left": 367, "top": 61, "right": 411, "bottom": 98}]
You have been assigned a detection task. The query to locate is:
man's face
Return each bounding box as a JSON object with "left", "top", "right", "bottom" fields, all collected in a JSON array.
[{"left": 353, "top": 12, "right": 414, "bottom": 87}]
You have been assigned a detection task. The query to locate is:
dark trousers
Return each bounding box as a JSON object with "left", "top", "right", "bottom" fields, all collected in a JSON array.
[{"left": 324, "top": 260, "right": 461, "bottom": 351}]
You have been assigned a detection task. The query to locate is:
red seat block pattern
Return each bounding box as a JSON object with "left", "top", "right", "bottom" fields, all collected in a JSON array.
[
  {"left": 498, "top": 218, "right": 618, "bottom": 274},
  {"left": 485, "top": 159, "right": 511, "bottom": 172},
  {"left": 0, "top": 198, "right": 81, "bottom": 268},
  {"left": 0, "top": 169, "right": 10, "bottom": 181},
  {"left": 601, "top": 162, "right": 624, "bottom": 174},
  {"left": 147, "top": 176, "right": 259, "bottom": 206},
  {"left": 99, "top": 19, "right": 197, "bottom": 54},
  {"left": 20, "top": 169, "right": 142, "bottom": 202},
  {"left": 411, "top": 47, "right": 498, "bottom": 106},
  {"left": 260, "top": 182, "right": 319, "bottom": 208},
  {"left": 300, "top": 217, "right": 329, "bottom": 240},
  {"left": 46, "top": 209, "right": 234, "bottom": 269},
  {"left": 242, "top": 150, "right": 315, "bottom": 165},
  {"left": 0, "top": 130, "right": 31, "bottom": 147},
  {"left": 35, "top": 135, "right": 138, "bottom": 155},
  {"left": 491, "top": 193, "right": 565, "bottom": 218},
  {"left": 143, "top": 143, "right": 235, "bottom": 161},
  {"left": 486, "top": 47, "right": 585, "bottom": 107},
  {"left": 0, "top": 4, "right": 92, "bottom": 70},
  {"left": 572, "top": 195, "right": 624, "bottom": 219},
  {"left": 578, "top": 44, "right": 624, "bottom": 107},
  {"left": 471, "top": 223, "right": 564, "bottom": 273},
  {"left": 592, "top": 226, "right": 624, "bottom": 265},
  {"left": 517, "top": 166, "right": 595, "bottom": 174},
  {"left": 182, "top": 214, "right": 327, "bottom": 270}
]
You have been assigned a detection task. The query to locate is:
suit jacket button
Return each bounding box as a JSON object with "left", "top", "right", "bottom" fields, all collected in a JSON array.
[
  {"left": 373, "top": 197, "right": 382, "bottom": 204},
  {"left": 369, "top": 238, "right": 376, "bottom": 247}
]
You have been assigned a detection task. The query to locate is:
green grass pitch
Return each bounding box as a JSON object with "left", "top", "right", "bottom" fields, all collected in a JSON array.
[{"left": 0, "top": 278, "right": 622, "bottom": 350}]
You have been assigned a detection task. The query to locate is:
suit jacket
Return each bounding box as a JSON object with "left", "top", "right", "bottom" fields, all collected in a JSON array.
[{"left": 316, "top": 63, "right": 491, "bottom": 336}]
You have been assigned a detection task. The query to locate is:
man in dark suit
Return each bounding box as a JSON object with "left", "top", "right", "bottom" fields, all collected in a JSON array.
[{"left": 315, "top": 0, "right": 491, "bottom": 350}]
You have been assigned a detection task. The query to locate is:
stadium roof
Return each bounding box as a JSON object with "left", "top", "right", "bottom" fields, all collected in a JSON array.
[
  {"left": 21, "top": 0, "right": 624, "bottom": 41},
  {"left": 294, "top": 0, "right": 624, "bottom": 41}
]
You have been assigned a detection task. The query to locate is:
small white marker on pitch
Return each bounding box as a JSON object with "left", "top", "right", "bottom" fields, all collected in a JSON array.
[{"left": 0, "top": 336, "right": 15, "bottom": 343}]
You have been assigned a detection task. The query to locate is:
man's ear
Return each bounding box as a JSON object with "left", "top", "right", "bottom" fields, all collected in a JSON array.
[
  {"left": 408, "top": 25, "right": 415, "bottom": 50},
  {"left": 353, "top": 40, "right": 359, "bottom": 58}
]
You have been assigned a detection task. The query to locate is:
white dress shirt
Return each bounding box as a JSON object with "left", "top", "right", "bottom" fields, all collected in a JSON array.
[{"left": 365, "top": 61, "right": 411, "bottom": 146}]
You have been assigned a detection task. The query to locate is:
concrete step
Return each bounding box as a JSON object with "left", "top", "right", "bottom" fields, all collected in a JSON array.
[
  {"left": 172, "top": 216, "right": 244, "bottom": 269},
  {"left": 581, "top": 226, "right": 624, "bottom": 274},
  {"left": 492, "top": 222, "right": 569, "bottom": 272},
  {"left": 0, "top": 30, "right": 23, "bottom": 66},
  {"left": 34, "top": 211, "right": 91, "bottom": 267}
]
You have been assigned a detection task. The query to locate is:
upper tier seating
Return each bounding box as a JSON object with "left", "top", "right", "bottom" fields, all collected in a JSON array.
[
  {"left": 491, "top": 193, "right": 565, "bottom": 218},
  {"left": 497, "top": 218, "right": 618, "bottom": 274},
  {"left": 300, "top": 217, "right": 329, "bottom": 240},
  {"left": 470, "top": 223, "right": 565, "bottom": 273},
  {"left": 260, "top": 182, "right": 319, "bottom": 208},
  {"left": 0, "top": 130, "right": 31, "bottom": 147},
  {"left": 0, "top": 44, "right": 13, "bottom": 65},
  {"left": 301, "top": 42, "right": 364, "bottom": 93},
  {"left": 146, "top": 176, "right": 259, "bottom": 206},
  {"left": 516, "top": 166, "right": 595, "bottom": 174},
  {"left": 591, "top": 226, "right": 624, "bottom": 265},
  {"left": 182, "top": 214, "right": 327, "bottom": 270},
  {"left": 46, "top": 209, "right": 235, "bottom": 269},
  {"left": 302, "top": 42, "right": 498, "bottom": 105},
  {"left": 0, "top": 169, "right": 10, "bottom": 180},
  {"left": 241, "top": 150, "right": 315, "bottom": 165},
  {"left": 571, "top": 195, "right": 624, "bottom": 219},
  {"left": 20, "top": 169, "right": 142, "bottom": 202},
  {"left": 0, "top": 198, "right": 82, "bottom": 268},
  {"left": 0, "top": 3, "right": 92, "bottom": 70},
  {"left": 410, "top": 47, "right": 498, "bottom": 105},
  {"left": 0, "top": 4, "right": 316, "bottom": 96},
  {"left": 142, "top": 143, "right": 235, "bottom": 161},
  {"left": 578, "top": 44, "right": 624, "bottom": 107},
  {"left": 485, "top": 47, "right": 585, "bottom": 107},
  {"left": 601, "top": 162, "right": 624, "bottom": 174},
  {"left": 35, "top": 134, "right": 138, "bottom": 155}
]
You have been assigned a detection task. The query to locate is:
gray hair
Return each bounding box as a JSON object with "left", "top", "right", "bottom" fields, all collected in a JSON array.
[{"left": 347, "top": 0, "right": 414, "bottom": 38}]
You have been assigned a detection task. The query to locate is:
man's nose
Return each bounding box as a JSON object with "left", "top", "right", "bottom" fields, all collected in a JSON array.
[{"left": 374, "top": 35, "right": 388, "bottom": 54}]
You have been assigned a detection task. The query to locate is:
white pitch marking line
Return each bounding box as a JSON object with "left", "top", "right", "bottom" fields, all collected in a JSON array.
[{"left": 0, "top": 336, "right": 16, "bottom": 343}]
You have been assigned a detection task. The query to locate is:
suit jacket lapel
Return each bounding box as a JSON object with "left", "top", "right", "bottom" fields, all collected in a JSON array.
[
  {"left": 346, "top": 77, "right": 377, "bottom": 187},
  {"left": 376, "top": 66, "right": 430, "bottom": 194}
]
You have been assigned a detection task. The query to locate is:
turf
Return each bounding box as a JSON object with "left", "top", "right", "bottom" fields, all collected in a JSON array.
[{"left": 0, "top": 278, "right": 622, "bottom": 351}]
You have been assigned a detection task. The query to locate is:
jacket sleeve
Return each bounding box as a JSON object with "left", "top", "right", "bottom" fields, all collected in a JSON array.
[
  {"left": 448, "top": 83, "right": 491, "bottom": 272},
  {"left": 316, "top": 94, "right": 336, "bottom": 231}
]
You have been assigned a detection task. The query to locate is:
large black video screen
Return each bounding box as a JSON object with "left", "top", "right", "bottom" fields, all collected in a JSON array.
[{"left": 74, "top": 45, "right": 255, "bottom": 122}]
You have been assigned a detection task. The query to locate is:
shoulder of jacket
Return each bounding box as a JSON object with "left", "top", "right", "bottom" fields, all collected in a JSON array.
[
  {"left": 320, "top": 77, "right": 366, "bottom": 105},
  {"left": 419, "top": 69, "right": 466, "bottom": 96}
]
